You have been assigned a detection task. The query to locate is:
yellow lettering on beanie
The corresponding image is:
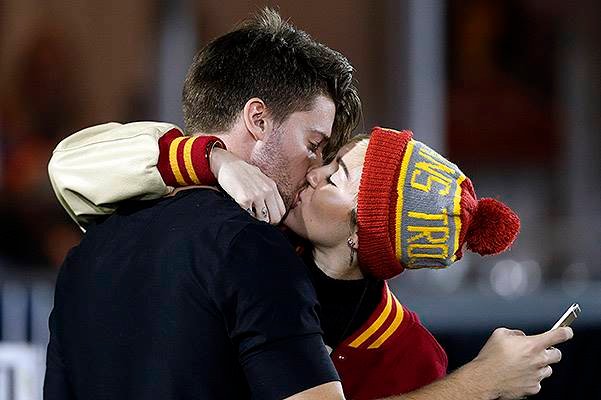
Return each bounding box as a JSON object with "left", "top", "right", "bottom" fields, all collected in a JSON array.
[
  {"left": 407, "top": 226, "right": 449, "bottom": 244},
  {"left": 406, "top": 210, "right": 450, "bottom": 246},
  {"left": 409, "top": 149, "right": 457, "bottom": 195},
  {"left": 399, "top": 142, "right": 465, "bottom": 267},
  {"left": 407, "top": 210, "right": 449, "bottom": 223},
  {"left": 407, "top": 243, "right": 448, "bottom": 259}
]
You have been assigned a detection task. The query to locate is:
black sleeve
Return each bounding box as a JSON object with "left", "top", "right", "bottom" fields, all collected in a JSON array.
[
  {"left": 212, "top": 223, "right": 339, "bottom": 400},
  {"left": 43, "top": 305, "right": 75, "bottom": 400}
]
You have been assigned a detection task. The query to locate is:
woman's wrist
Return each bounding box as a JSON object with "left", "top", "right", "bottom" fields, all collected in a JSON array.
[{"left": 209, "top": 146, "right": 227, "bottom": 177}]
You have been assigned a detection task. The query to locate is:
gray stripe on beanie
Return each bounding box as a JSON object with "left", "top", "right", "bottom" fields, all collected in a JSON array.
[{"left": 398, "top": 140, "right": 466, "bottom": 269}]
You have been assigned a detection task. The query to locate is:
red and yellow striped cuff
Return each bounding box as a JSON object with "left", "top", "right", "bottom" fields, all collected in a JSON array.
[{"left": 156, "top": 128, "right": 225, "bottom": 187}]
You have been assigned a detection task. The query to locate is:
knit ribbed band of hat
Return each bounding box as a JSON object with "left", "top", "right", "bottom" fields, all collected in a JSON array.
[{"left": 356, "top": 127, "right": 521, "bottom": 280}]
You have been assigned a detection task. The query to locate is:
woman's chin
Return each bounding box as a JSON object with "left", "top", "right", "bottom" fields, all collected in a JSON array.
[
  {"left": 282, "top": 206, "right": 308, "bottom": 239},
  {"left": 282, "top": 206, "right": 299, "bottom": 229}
]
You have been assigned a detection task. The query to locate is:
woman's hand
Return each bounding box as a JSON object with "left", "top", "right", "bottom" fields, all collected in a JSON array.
[{"left": 210, "top": 147, "right": 286, "bottom": 224}]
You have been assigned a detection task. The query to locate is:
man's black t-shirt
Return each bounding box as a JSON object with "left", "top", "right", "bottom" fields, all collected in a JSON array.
[{"left": 44, "top": 189, "right": 338, "bottom": 400}]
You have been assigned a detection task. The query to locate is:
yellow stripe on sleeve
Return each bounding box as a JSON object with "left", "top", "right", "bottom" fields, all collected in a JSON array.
[
  {"left": 183, "top": 136, "right": 201, "bottom": 185},
  {"left": 368, "top": 293, "right": 404, "bottom": 349},
  {"left": 169, "top": 137, "right": 187, "bottom": 186},
  {"left": 349, "top": 289, "right": 393, "bottom": 348}
]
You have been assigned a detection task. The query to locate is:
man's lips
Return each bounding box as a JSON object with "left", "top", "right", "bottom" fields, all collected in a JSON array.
[
  {"left": 292, "top": 190, "right": 302, "bottom": 207},
  {"left": 292, "top": 184, "right": 308, "bottom": 208}
]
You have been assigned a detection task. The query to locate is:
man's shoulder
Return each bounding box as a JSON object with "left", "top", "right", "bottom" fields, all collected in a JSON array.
[
  {"left": 159, "top": 188, "right": 289, "bottom": 249},
  {"left": 157, "top": 188, "right": 248, "bottom": 229},
  {"left": 80, "top": 188, "right": 294, "bottom": 269},
  {"left": 82, "top": 188, "right": 251, "bottom": 246},
  {"left": 164, "top": 187, "right": 240, "bottom": 214}
]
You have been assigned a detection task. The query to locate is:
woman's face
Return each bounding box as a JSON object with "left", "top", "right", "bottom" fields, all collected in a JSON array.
[{"left": 284, "top": 139, "right": 368, "bottom": 247}]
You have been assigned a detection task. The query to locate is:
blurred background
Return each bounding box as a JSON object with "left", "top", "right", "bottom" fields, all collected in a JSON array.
[{"left": 0, "top": 0, "right": 599, "bottom": 398}]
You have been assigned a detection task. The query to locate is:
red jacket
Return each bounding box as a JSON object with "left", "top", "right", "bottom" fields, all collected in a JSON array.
[{"left": 331, "top": 282, "right": 447, "bottom": 400}]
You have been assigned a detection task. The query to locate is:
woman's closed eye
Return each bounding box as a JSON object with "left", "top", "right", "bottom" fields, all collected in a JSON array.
[{"left": 326, "top": 175, "right": 337, "bottom": 187}]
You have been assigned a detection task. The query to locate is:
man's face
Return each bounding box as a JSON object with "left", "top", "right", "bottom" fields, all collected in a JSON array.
[{"left": 250, "top": 95, "right": 335, "bottom": 207}]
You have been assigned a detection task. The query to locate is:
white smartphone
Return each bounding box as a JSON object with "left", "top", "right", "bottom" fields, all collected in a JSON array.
[{"left": 551, "top": 303, "right": 581, "bottom": 330}]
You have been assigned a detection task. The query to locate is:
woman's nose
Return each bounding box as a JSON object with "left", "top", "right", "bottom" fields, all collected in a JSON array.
[{"left": 305, "top": 167, "right": 322, "bottom": 188}]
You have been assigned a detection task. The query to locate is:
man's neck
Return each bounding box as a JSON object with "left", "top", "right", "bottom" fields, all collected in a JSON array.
[{"left": 192, "top": 123, "right": 254, "bottom": 162}]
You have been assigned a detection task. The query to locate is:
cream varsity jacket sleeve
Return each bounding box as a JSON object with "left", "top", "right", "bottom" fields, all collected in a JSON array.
[{"left": 48, "top": 121, "right": 181, "bottom": 231}]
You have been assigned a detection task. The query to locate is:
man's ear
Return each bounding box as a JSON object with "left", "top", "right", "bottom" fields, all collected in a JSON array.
[{"left": 243, "top": 98, "right": 271, "bottom": 141}]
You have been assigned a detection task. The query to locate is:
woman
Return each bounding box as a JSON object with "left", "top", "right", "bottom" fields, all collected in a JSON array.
[
  {"left": 49, "top": 124, "right": 520, "bottom": 399},
  {"left": 283, "top": 128, "right": 519, "bottom": 399}
]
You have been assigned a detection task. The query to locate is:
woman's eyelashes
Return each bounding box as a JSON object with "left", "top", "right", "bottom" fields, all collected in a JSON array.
[{"left": 326, "top": 174, "right": 336, "bottom": 186}]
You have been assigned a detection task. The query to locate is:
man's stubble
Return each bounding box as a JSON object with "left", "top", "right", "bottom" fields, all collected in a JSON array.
[{"left": 250, "top": 128, "right": 296, "bottom": 209}]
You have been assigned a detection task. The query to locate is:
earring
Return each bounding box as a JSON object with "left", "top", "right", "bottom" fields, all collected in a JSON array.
[{"left": 347, "top": 237, "right": 356, "bottom": 266}]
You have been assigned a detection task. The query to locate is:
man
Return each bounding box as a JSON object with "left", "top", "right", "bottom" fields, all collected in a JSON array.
[
  {"left": 45, "top": 9, "right": 360, "bottom": 400},
  {"left": 45, "top": 8, "right": 572, "bottom": 400}
]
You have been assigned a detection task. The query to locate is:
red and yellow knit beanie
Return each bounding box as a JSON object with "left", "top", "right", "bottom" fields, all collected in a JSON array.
[{"left": 356, "top": 127, "right": 521, "bottom": 280}]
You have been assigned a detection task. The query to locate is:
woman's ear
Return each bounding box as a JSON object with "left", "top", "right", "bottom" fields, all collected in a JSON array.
[{"left": 243, "top": 98, "right": 271, "bottom": 141}]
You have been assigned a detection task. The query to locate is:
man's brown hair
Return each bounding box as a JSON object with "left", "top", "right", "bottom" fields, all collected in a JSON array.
[{"left": 182, "top": 8, "right": 361, "bottom": 161}]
